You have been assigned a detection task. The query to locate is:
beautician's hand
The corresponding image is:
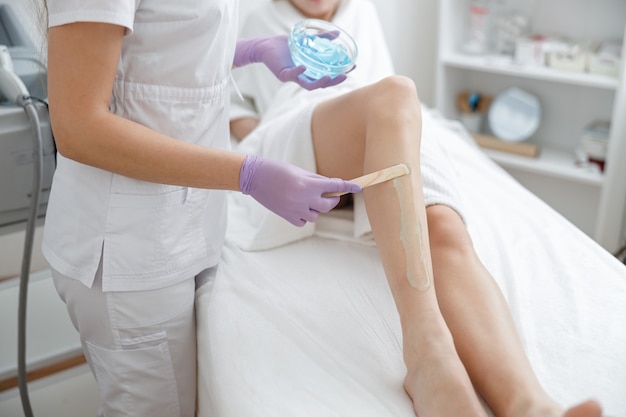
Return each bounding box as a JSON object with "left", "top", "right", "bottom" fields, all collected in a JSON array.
[
  {"left": 233, "top": 36, "right": 347, "bottom": 90},
  {"left": 239, "top": 155, "right": 361, "bottom": 226}
]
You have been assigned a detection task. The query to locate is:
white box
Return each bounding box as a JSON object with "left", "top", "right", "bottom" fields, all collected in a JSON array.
[
  {"left": 548, "top": 50, "right": 589, "bottom": 73},
  {"left": 514, "top": 37, "right": 545, "bottom": 66},
  {"left": 515, "top": 36, "right": 570, "bottom": 67},
  {"left": 589, "top": 53, "right": 621, "bottom": 78}
]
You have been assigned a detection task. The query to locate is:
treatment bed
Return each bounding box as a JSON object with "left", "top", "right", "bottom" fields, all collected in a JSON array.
[{"left": 195, "top": 108, "right": 626, "bottom": 416}]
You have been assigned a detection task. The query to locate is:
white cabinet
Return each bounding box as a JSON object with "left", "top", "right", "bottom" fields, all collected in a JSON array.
[{"left": 435, "top": 0, "right": 626, "bottom": 252}]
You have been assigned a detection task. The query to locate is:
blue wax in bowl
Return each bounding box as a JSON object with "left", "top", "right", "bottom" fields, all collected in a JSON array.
[{"left": 288, "top": 19, "right": 358, "bottom": 80}]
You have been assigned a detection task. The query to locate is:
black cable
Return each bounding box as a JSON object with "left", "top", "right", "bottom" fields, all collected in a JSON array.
[
  {"left": 16, "top": 94, "right": 43, "bottom": 417},
  {"left": 29, "top": 96, "right": 48, "bottom": 107}
]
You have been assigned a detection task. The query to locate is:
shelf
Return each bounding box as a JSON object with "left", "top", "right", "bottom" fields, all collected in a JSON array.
[
  {"left": 481, "top": 146, "right": 605, "bottom": 187},
  {"left": 436, "top": 0, "right": 626, "bottom": 251},
  {"left": 442, "top": 53, "right": 620, "bottom": 91}
]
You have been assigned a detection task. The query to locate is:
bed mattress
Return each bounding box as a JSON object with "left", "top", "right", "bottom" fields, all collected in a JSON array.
[{"left": 196, "top": 110, "right": 626, "bottom": 416}]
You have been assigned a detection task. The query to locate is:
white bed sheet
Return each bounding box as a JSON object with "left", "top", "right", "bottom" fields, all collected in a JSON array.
[{"left": 196, "top": 111, "right": 626, "bottom": 416}]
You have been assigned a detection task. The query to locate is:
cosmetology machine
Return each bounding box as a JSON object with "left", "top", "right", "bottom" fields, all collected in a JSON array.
[
  {"left": 0, "top": 4, "right": 54, "bottom": 417},
  {"left": 0, "top": 5, "right": 54, "bottom": 234}
]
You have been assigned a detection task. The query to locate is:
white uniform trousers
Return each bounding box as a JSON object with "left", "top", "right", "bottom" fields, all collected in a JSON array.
[{"left": 51, "top": 264, "right": 214, "bottom": 417}]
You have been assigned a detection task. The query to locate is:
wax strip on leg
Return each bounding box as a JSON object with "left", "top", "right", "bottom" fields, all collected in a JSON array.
[{"left": 392, "top": 174, "right": 432, "bottom": 291}]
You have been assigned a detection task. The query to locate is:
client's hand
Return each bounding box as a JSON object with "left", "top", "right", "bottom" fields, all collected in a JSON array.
[
  {"left": 233, "top": 35, "right": 347, "bottom": 90},
  {"left": 239, "top": 155, "right": 361, "bottom": 226}
]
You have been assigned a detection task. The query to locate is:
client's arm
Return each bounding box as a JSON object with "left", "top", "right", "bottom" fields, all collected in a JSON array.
[{"left": 230, "top": 117, "right": 260, "bottom": 142}]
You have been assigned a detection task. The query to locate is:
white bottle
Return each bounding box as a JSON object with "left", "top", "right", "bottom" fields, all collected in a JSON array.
[{"left": 464, "top": 0, "right": 491, "bottom": 55}]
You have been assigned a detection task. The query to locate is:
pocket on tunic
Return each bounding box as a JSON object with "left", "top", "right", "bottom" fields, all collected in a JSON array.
[
  {"left": 103, "top": 187, "right": 206, "bottom": 278},
  {"left": 86, "top": 335, "right": 180, "bottom": 417}
]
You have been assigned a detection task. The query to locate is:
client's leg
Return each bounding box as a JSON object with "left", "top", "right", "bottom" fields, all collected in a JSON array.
[
  {"left": 426, "top": 204, "right": 602, "bottom": 417},
  {"left": 311, "top": 75, "right": 486, "bottom": 417}
]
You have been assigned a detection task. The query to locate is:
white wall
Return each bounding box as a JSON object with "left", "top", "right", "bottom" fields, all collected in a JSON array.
[
  {"left": 0, "top": 228, "right": 46, "bottom": 280},
  {"left": 370, "top": 0, "right": 439, "bottom": 106}
]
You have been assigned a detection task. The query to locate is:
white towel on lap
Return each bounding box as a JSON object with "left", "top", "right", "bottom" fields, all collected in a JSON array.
[{"left": 229, "top": 107, "right": 467, "bottom": 250}]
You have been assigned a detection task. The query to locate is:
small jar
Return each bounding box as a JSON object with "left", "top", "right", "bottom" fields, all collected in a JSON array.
[{"left": 464, "top": 0, "right": 491, "bottom": 54}]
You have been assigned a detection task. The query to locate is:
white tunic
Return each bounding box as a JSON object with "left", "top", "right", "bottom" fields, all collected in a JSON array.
[{"left": 43, "top": 0, "right": 239, "bottom": 291}]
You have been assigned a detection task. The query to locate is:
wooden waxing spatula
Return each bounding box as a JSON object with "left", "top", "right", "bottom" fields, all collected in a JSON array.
[{"left": 324, "top": 163, "right": 410, "bottom": 197}]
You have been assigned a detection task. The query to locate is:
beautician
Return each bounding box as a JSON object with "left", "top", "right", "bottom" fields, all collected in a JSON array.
[{"left": 41, "top": 0, "right": 359, "bottom": 415}]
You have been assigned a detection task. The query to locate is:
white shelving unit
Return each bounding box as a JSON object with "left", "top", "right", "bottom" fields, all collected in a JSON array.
[{"left": 435, "top": 0, "right": 626, "bottom": 252}]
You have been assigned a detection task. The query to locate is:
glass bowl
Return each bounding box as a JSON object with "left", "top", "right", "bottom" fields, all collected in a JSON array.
[{"left": 288, "top": 19, "right": 358, "bottom": 80}]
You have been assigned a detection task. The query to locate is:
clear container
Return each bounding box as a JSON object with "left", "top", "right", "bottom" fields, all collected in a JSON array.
[
  {"left": 464, "top": 0, "right": 491, "bottom": 54},
  {"left": 288, "top": 19, "right": 358, "bottom": 80}
]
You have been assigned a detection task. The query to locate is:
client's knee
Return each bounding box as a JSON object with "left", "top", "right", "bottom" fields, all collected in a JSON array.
[
  {"left": 426, "top": 205, "right": 473, "bottom": 257},
  {"left": 367, "top": 76, "right": 421, "bottom": 122}
]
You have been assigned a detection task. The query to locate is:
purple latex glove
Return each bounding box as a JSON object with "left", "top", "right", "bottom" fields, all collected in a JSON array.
[
  {"left": 234, "top": 35, "right": 347, "bottom": 90},
  {"left": 239, "top": 155, "right": 361, "bottom": 227}
]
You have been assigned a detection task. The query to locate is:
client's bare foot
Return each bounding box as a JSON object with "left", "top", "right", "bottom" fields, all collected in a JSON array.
[
  {"left": 562, "top": 400, "right": 602, "bottom": 417},
  {"left": 403, "top": 334, "right": 487, "bottom": 417},
  {"left": 511, "top": 398, "right": 602, "bottom": 417}
]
